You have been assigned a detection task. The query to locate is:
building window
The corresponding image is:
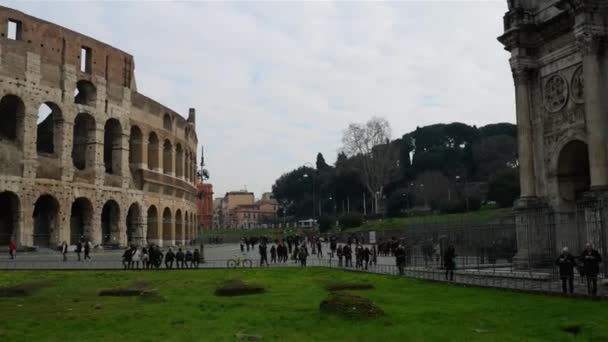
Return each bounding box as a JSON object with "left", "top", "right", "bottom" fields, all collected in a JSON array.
[
  {"left": 80, "top": 46, "right": 92, "bottom": 73},
  {"left": 7, "top": 19, "right": 22, "bottom": 41}
]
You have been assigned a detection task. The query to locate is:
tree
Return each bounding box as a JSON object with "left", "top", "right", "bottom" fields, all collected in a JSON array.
[
  {"left": 342, "top": 117, "right": 393, "bottom": 214},
  {"left": 487, "top": 168, "right": 520, "bottom": 208},
  {"left": 316, "top": 153, "right": 330, "bottom": 171}
]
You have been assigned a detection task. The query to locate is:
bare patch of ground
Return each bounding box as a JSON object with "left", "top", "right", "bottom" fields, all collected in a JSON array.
[
  {"left": 214, "top": 279, "right": 265, "bottom": 297},
  {"left": 0, "top": 280, "right": 52, "bottom": 297},
  {"left": 320, "top": 292, "right": 384, "bottom": 319}
]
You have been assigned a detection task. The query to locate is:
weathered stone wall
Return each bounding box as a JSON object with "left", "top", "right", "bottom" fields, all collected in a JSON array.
[{"left": 0, "top": 6, "right": 199, "bottom": 248}]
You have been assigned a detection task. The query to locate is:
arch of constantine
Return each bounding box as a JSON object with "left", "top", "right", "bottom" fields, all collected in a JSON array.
[
  {"left": 0, "top": 6, "right": 199, "bottom": 248},
  {"left": 499, "top": 0, "right": 608, "bottom": 267}
]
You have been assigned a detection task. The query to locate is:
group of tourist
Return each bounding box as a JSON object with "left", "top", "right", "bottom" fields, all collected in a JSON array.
[
  {"left": 555, "top": 243, "right": 603, "bottom": 296},
  {"left": 122, "top": 245, "right": 201, "bottom": 270},
  {"left": 59, "top": 239, "right": 92, "bottom": 262}
]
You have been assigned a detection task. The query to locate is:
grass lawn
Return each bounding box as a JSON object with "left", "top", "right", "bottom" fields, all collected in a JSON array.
[{"left": 1, "top": 268, "right": 604, "bottom": 341}]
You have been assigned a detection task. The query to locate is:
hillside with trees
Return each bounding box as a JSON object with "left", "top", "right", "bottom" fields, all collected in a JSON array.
[{"left": 272, "top": 119, "right": 519, "bottom": 224}]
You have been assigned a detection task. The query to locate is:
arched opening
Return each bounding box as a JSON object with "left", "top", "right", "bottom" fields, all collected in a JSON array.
[
  {"left": 185, "top": 150, "right": 191, "bottom": 181},
  {"left": 163, "top": 113, "right": 172, "bottom": 131},
  {"left": 162, "top": 207, "right": 172, "bottom": 245},
  {"left": 175, "top": 209, "right": 183, "bottom": 245},
  {"left": 148, "top": 132, "right": 159, "bottom": 170},
  {"left": 70, "top": 197, "right": 93, "bottom": 245},
  {"left": 72, "top": 113, "right": 96, "bottom": 170},
  {"left": 129, "top": 126, "right": 143, "bottom": 166},
  {"left": 163, "top": 140, "right": 173, "bottom": 175},
  {"left": 74, "top": 80, "right": 97, "bottom": 106},
  {"left": 126, "top": 203, "right": 142, "bottom": 246},
  {"left": 0, "top": 192, "right": 19, "bottom": 246},
  {"left": 0, "top": 94, "right": 25, "bottom": 144},
  {"left": 33, "top": 194, "right": 60, "bottom": 248},
  {"left": 146, "top": 205, "right": 159, "bottom": 245},
  {"left": 101, "top": 200, "right": 120, "bottom": 245},
  {"left": 558, "top": 140, "right": 590, "bottom": 202},
  {"left": 184, "top": 212, "right": 190, "bottom": 243},
  {"left": 104, "top": 119, "right": 122, "bottom": 175},
  {"left": 36, "top": 102, "right": 62, "bottom": 155},
  {"left": 175, "top": 143, "right": 184, "bottom": 178}
]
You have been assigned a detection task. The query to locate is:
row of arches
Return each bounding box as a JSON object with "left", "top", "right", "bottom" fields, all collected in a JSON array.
[
  {"left": 0, "top": 94, "right": 197, "bottom": 182},
  {"left": 0, "top": 191, "right": 197, "bottom": 248},
  {"left": 129, "top": 126, "right": 197, "bottom": 181}
]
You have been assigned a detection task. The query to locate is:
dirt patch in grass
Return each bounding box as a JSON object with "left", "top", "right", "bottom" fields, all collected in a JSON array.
[
  {"left": 214, "top": 279, "right": 265, "bottom": 297},
  {"left": 98, "top": 289, "right": 143, "bottom": 297},
  {"left": 131, "top": 280, "right": 150, "bottom": 289},
  {"left": 0, "top": 280, "right": 52, "bottom": 297},
  {"left": 320, "top": 292, "right": 384, "bottom": 319},
  {"left": 325, "top": 283, "right": 375, "bottom": 292}
]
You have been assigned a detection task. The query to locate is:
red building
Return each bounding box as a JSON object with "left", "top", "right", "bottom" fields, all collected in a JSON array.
[{"left": 196, "top": 183, "right": 214, "bottom": 231}]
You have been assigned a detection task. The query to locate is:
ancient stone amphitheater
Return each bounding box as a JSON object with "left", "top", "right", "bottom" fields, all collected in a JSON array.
[{"left": 0, "top": 6, "right": 199, "bottom": 249}]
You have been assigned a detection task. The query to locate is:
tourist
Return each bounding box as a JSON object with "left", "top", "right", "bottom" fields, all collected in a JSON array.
[
  {"left": 75, "top": 240, "right": 82, "bottom": 261},
  {"left": 132, "top": 247, "right": 142, "bottom": 269},
  {"left": 355, "top": 244, "right": 363, "bottom": 269},
  {"left": 270, "top": 244, "right": 277, "bottom": 264},
  {"left": 259, "top": 242, "right": 269, "bottom": 266},
  {"left": 122, "top": 246, "right": 134, "bottom": 269},
  {"left": 293, "top": 245, "right": 300, "bottom": 264},
  {"left": 343, "top": 244, "right": 352, "bottom": 267},
  {"left": 192, "top": 249, "right": 200, "bottom": 268},
  {"left": 165, "top": 248, "right": 175, "bottom": 269},
  {"left": 580, "top": 243, "right": 602, "bottom": 296},
  {"left": 141, "top": 247, "right": 149, "bottom": 269},
  {"left": 185, "top": 250, "right": 193, "bottom": 268},
  {"left": 395, "top": 244, "right": 406, "bottom": 275},
  {"left": 298, "top": 244, "right": 308, "bottom": 267},
  {"left": 556, "top": 246, "right": 575, "bottom": 294},
  {"left": 61, "top": 241, "right": 68, "bottom": 262},
  {"left": 176, "top": 248, "right": 185, "bottom": 269},
  {"left": 330, "top": 236, "right": 337, "bottom": 258},
  {"left": 444, "top": 245, "right": 457, "bottom": 282},
  {"left": 337, "top": 245, "right": 343, "bottom": 267},
  {"left": 8, "top": 240, "right": 16, "bottom": 259},
  {"left": 363, "top": 247, "right": 370, "bottom": 270},
  {"left": 240, "top": 237, "right": 245, "bottom": 253},
  {"left": 371, "top": 245, "right": 377, "bottom": 266},
  {"left": 316, "top": 239, "right": 323, "bottom": 258},
  {"left": 84, "top": 240, "right": 91, "bottom": 261}
]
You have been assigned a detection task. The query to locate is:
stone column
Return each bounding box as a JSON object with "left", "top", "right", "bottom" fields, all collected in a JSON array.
[
  {"left": 578, "top": 34, "right": 608, "bottom": 188},
  {"left": 512, "top": 66, "right": 537, "bottom": 198}
]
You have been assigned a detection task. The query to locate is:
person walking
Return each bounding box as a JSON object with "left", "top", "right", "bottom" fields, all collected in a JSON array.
[
  {"left": 61, "top": 241, "right": 68, "bottom": 262},
  {"left": 259, "top": 243, "right": 269, "bottom": 267},
  {"left": 298, "top": 244, "right": 308, "bottom": 267},
  {"left": 580, "top": 243, "right": 602, "bottom": 296},
  {"left": 141, "top": 247, "right": 150, "bottom": 269},
  {"left": 83, "top": 240, "right": 91, "bottom": 261},
  {"left": 556, "top": 247, "right": 575, "bottom": 294},
  {"left": 165, "top": 248, "right": 175, "bottom": 269},
  {"left": 185, "top": 250, "right": 193, "bottom": 269},
  {"left": 75, "top": 240, "right": 82, "bottom": 261},
  {"left": 192, "top": 249, "right": 200, "bottom": 268},
  {"left": 270, "top": 245, "right": 277, "bottom": 264},
  {"left": 316, "top": 239, "right": 323, "bottom": 258},
  {"left": 395, "top": 244, "right": 406, "bottom": 275},
  {"left": 363, "top": 247, "right": 371, "bottom": 270},
  {"left": 444, "top": 245, "right": 457, "bottom": 282},
  {"left": 337, "top": 245, "right": 343, "bottom": 267},
  {"left": 122, "top": 246, "right": 134, "bottom": 269},
  {"left": 9, "top": 240, "right": 16, "bottom": 260}
]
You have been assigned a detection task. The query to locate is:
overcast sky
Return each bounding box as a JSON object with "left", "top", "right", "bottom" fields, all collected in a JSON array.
[{"left": 8, "top": 1, "right": 514, "bottom": 199}]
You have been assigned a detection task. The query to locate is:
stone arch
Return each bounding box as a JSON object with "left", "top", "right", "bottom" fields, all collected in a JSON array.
[
  {"left": 163, "top": 113, "right": 172, "bottom": 131},
  {"left": 103, "top": 118, "right": 123, "bottom": 175},
  {"left": 175, "top": 209, "right": 183, "bottom": 245},
  {"left": 148, "top": 132, "right": 159, "bottom": 170},
  {"left": 0, "top": 94, "right": 25, "bottom": 145},
  {"left": 163, "top": 139, "right": 173, "bottom": 175},
  {"left": 36, "top": 102, "right": 63, "bottom": 156},
  {"left": 72, "top": 113, "right": 96, "bottom": 170},
  {"left": 146, "top": 205, "right": 159, "bottom": 245},
  {"left": 126, "top": 202, "right": 143, "bottom": 246},
  {"left": 129, "top": 125, "right": 143, "bottom": 166},
  {"left": 0, "top": 191, "right": 19, "bottom": 246},
  {"left": 70, "top": 197, "right": 93, "bottom": 245},
  {"left": 176, "top": 143, "right": 184, "bottom": 178},
  {"left": 33, "top": 194, "right": 60, "bottom": 248},
  {"left": 101, "top": 200, "right": 120, "bottom": 245},
  {"left": 162, "top": 207, "right": 172, "bottom": 245},
  {"left": 74, "top": 80, "right": 97, "bottom": 106},
  {"left": 184, "top": 211, "right": 190, "bottom": 242},
  {"left": 558, "top": 140, "right": 590, "bottom": 202}
]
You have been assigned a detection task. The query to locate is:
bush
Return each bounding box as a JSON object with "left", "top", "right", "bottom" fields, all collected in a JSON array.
[
  {"left": 440, "top": 197, "right": 482, "bottom": 214},
  {"left": 339, "top": 213, "right": 364, "bottom": 230},
  {"left": 318, "top": 215, "right": 335, "bottom": 233}
]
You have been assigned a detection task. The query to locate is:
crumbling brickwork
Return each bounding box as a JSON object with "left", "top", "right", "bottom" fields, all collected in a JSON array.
[{"left": 0, "top": 6, "right": 199, "bottom": 248}]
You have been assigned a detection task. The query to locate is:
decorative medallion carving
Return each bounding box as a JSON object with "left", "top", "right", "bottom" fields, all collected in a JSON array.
[
  {"left": 544, "top": 74, "right": 568, "bottom": 113},
  {"left": 570, "top": 66, "right": 584, "bottom": 104}
]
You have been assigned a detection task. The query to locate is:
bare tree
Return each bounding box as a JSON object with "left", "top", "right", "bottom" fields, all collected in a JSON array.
[{"left": 342, "top": 117, "right": 393, "bottom": 214}]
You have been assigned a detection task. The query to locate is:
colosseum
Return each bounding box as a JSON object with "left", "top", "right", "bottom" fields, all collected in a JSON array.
[{"left": 0, "top": 6, "right": 200, "bottom": 249}]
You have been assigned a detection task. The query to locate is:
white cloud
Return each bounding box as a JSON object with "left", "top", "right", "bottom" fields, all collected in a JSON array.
[{"left": 6, "top": 1, "right": 513, "bottom": 198}]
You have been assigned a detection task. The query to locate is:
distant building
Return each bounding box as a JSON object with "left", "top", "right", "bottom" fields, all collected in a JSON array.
[
  {"left": 217, "top": 191, "right": 278, "bottom": 229},
  {"left": 212, "top": 198, "right": 223, "bottom": 229},
  {"left": 196, "top": 183, "right": 214, "bottom": 231}
]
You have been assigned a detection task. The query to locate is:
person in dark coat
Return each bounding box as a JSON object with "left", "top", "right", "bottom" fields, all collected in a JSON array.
[
  {"left": 395, "top": 244, "right": 406, "bottom": 275},
  {"left": 270, "top": 245, "right": 277, "bottom": 264},
  {"left": 165, "top": 248, "right": 175, "bottom": 269},
  {"left": 298, "top": 245, "right": 308, "bottom": 267},
  {"left": 556, "top": 246, "right": 576, "bottom": 294},
  {"left": 122, "top": 246, "right": 134, "bottom": 269},
  {"left": 192, "top": 249, "right": 200, "bottom": 268},
  {"left": 444, "top": 245, "right": 456, "bottom": 281},
  {"left": 259, "top": 243, "right": 269, "bottom": 266},
  {"left": 363, "top": 247, "right": 371, "bottom": 270},
  {"left": 75, "top": 241, "right": 82, "bottom": 261},
  {"left": 61, "top": 241, "right": 69, "bottom": 262},
  {"left": 185, "top": 250, "right": 193, "bottom": 269},
  {"left": 176, "top": 248, "right": 185, "bottom": 269},
  {"left": 337, "top": 245, "right": 343, "bottom": 267},
  {"left": 83, "top": 240, "right": 91, "bottom": 261},
  {"left": 316, "top": 239, "right": 323, "bottom": 258},
  {"left": 580, "top": 243, "right": 602, "bottom": 296},
  {"left": 343, "top": 244, "right": 353, "bottom": 267}
]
